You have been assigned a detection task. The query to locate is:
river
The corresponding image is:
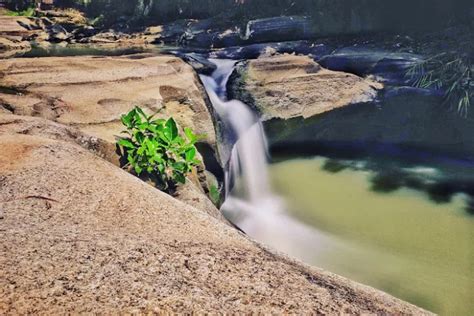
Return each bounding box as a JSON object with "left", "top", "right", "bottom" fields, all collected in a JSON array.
[{"left": 6, "top": 45, "right": 473, "bottom": 315}]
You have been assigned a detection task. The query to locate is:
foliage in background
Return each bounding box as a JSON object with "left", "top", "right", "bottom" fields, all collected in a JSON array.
[
  {"left": 5, "top": 6, "right": 36, "bottom": 17},
  {"left": 117, "top": 107, "right": 202, "bottom": 192},
  {"left": 407, "top": 53, "right": 473, "bottom": 117},
  {"left": 5, "top": 0, "right": 471, "bottom": 30}
]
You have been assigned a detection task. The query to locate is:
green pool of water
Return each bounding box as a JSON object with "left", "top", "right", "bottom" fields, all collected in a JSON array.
[{"left": 270, "top": 157, "right": 473, "bottom": 315}]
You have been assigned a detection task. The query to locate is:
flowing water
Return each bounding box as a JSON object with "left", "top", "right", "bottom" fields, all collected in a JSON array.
[
  {"left": 200, "top": 59, "right": 336, "bottom": 257},
  {"left": 201, "top": 58, "right": 473, "bottom": 315},
  {"left": 5, "top": 40, "right": 472, "bottom": 315}
]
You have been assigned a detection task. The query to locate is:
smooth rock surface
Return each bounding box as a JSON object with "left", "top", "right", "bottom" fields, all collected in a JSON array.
[
  {"left": 244, "top": 16, "right": 317, "bottom": 43},
  {"left": 230, "top": 54, "right": 382, "bottom": 120},
  {"left": 0, "top": 54, "right": 216, "bottom": 147},
  {"left": 0, "top": 16, "right": 36, "bottom": 57},
  {"left": 318, "top": 47, "right": 424, "bottom": 85},
  {"left": 0, "top": 112, "right": 431, "bottom": 314}
]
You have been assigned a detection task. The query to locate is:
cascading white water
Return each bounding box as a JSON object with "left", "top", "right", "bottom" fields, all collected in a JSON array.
[
  {"left": 201, "top": 59, "right": 271, "bottom": 202},
  {"left": 200, "top": 59, "right": 286, "bottom": 227},
  {"left": 200, "top": 58, "right": 340, "bottom": 262}
]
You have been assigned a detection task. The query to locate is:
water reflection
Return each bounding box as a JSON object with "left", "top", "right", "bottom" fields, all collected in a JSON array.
[
  {"left": 269, "top": 156, "right": 474, "bottom": 315},
  {"left": 320, "top": 157, "right": 474, "bottom": 215}
]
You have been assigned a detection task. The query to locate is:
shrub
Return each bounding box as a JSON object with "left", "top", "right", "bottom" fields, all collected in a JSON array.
[
  {"left": 117, "top": 107, "right": 202, "bottom": 192},
  {"left": 407, "top": 53, "right": 472, "bottom": 117},
  {"left": 6, "top": 6, "right": 36, "bottom": 17},
  {"left": 209, "top": 184, "right": 221, "bottom": 206}
]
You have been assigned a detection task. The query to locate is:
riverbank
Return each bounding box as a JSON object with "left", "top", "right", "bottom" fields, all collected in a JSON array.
[{"left": 0, "top": 49, "right": 434, "bottom": 313}]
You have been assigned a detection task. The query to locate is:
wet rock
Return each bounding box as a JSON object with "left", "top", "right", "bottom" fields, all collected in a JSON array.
[
  {"left": 212, "top": 41, "right": 333, "bottom": 60},
  {"left": 152, "top": 20, "right": 190, "bottom": 44},
  {"left": 88, "top": 31, "right": 121, "bottom": 43},
  {"left": 265, "top": 89, "right": 474, "bottom": 160},
  {"left": 319, "top": 47, "right": 424, "bottom": 84},
  {"left": 383, "top": 86, "right": 444, "bottom": 99},
  {"left": 47, "top": 24, "right": 72, "bottom": 42},
  {"left": 212, "top": 28, "right": 244, "bottom": 48},
  {"left": 71, "top": 25, "right": 97, "bottom": 39},
  {"left": 179, "top": 52, "right": 217, "bottom": 75}
]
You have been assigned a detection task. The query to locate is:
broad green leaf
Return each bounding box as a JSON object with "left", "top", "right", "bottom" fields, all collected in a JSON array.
[
  {"left": 137, "top": 145, "right": 146, "bottom": 156},
  {"left": 152, "top": 155, "right": 163, "bottom": 163},
  {"left": 134, "top": 165, "right": 143, "bottom": 175},
  {"left": 118, "top": 138, "right": 135, "bottom": 149},
  {"left": 135, "top": 106, "right": 147, "bottom": 119},
  {"left": 173, "top": 172, "right": 186, "bottom": 184},
  {"left": 145, "top": 138, "right": 156, "bottom": 154},
  {"left": 134, "top": 131, "right": 145, "bottom": 143},
  {"left": 173, "top": 162, "right": 186, "bottom": 172},
  {"left": 152, "top": 118, "right": 166, "bottom": 125},
  {"left": 185, "top": 147, "right": 196, "bottom": 161},
  {"left": 164, "top": 118, "right": 178, "bottom": 141},
  {"left": 184, "top": 127, "right": 196, "bottom": 142},
  {"left": 117, "top": 106, "right": 206, "bottom": 190}
]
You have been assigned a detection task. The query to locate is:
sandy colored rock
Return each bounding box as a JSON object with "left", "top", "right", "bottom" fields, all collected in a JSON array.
[
  {"left": 0, "top": 53, "right": 222, "bottom": 209},
  {"left": 0, "top": 16, "right": 36, "bottom": 57},
  {"left": 0, "top": 36, "right": 31, "bottom": 57},
  {"left": 0, "top": 54, "right": 216, "bottom": 148},
  {"left": 0, "top": 16, "right": 38, "bottom": 38},
  {"left": 232, "top": 54, "right": 383, "bottom": 120},
  {"left": 0, "top": 113, "right": 221, "bottom": 219},
  {"left": 0, "top": 113, "right": 430, "bottom": 314}
]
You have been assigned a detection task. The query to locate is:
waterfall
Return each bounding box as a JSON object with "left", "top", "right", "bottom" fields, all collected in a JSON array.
[
  {"left": 199, "top": 58, "right": 342, "bottom": 263},
  {"left": 200, "top": 59, "right": 284, "bottom": 221},
  {"left": 201, "top": 59, "right": 271, "bottom": 202}
]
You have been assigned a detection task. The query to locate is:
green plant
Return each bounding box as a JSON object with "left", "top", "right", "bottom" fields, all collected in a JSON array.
[
  {"left": 407, "top": 53, "right": 472, "bottom": 117},
  {"left": 209, "top": 184, "right": 221, "bottom": 206},
  {"left": 117, "top": 106, "right": 202, "bottom": 191},
  {"left": 6, "top": 6, "right": 36, "bottom": 17}
]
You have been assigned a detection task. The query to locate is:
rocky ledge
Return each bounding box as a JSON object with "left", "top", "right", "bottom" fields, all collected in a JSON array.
[
  {"left": 229, "top": 54, "right": 382, "bottom": 120},
  {"left": 0, "top": 54, "right": 430, "bottom": 314}
]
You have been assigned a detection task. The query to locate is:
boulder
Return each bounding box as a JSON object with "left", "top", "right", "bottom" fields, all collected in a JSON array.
[
  {"left": 0, "top": 36, "right": 31, "bottom": 54},
  {"left": 265, "top": 88, "right": 474, "bottom": 160},
  {"left": 71, "top": 25, "right": 97, "bottom": 39},
  {"left": 144, "top": 25, "right": 163, "bottom": 35},
  {"left": 0, "top": 54, "right": 220, "bottom": 188},
  {"left": 229, "top": 54, "right": 382, "bottom": 120},
  {"left": 0, "top": 16, "right": 37, "bottom": 38},
  {"left": 383, "top": 86, "right": 444, "bottom": 99},
  {"left": 211, "top": 41, "right": 333, "bottom": 60},
  {"left": 47, "top": 24, "right": 72, "bottom": 42},
  {"left": 318, "top": 47, "right": 424, "bottom": 85},
  {"left": 0, "top": 16, "right": 38, "bottom": 57},
  {"left": 178, "top": 52, "right": 217, "bottom": 75},
  {"left": 0, "top": 113, "right": 431, "bottom": 315},
  {"left": 244, "top": 16, "right": 317, "bottom": 43},
  {"left": 0, "top": 54, "right": 216, "bottom": 146}
]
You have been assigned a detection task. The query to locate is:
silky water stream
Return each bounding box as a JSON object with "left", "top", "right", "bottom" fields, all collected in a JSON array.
[{"left": 200, "top": 58, "right": 473, "bottom": 315}]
